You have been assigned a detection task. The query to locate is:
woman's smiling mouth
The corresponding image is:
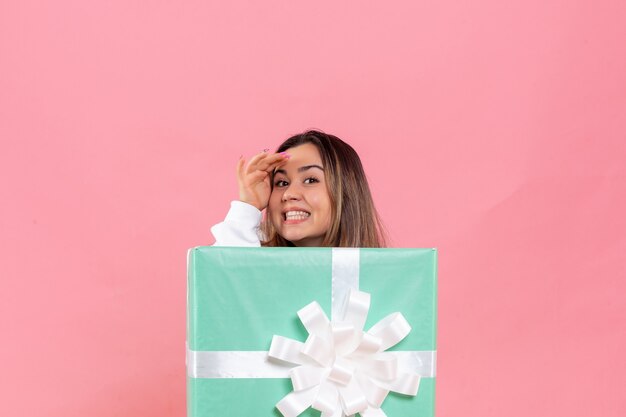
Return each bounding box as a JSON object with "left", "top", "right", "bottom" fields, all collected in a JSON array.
[{"left": 283, "top": 210, "right": 311, "bottom": 223}]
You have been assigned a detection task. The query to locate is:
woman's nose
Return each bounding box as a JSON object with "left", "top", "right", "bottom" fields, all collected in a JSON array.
[{"left": 281, "top": 184, "right": 302, "bottom": 201}]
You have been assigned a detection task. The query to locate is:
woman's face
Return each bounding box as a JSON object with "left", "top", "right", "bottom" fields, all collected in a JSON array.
[{"left": 269, "top": 143, "right": 332, "bottom": 247}]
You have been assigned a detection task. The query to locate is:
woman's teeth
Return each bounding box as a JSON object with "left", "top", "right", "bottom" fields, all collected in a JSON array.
[{"left": 285, "top": 211, "right": 310, "bottom": 220}]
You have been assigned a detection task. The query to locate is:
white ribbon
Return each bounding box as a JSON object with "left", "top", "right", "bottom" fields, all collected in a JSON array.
[
  {"left": 186, "top": 349, "right": 435, "bottom": 379},
  {"left": 269, "top": 288, "right": 421, "bottom": 417},
  {"left": 331, "top": 248, "right": 361, "bottom": 320},
  {"left": 187, "top": 248, "right": 437, "bottom": 416}
]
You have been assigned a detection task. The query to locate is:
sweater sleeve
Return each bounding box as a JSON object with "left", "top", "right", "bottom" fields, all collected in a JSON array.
[{"left": 210, "top": 201, "right": 263, "bottom": 246}]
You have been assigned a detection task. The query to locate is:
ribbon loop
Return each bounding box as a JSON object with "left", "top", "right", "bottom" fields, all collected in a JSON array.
[
  {"left": 302, "top": 334, "right": 334, "bottom": 367},
  {"left": 290, "top": 365, "right": 327, "bottom": 391},
  {"left": 269, "top": 336, "right": 309, "bottom": 365},
  {"left": 312, "top": 381, "right": 338, "bottom": 414},
  {"left": 367, "top": 313, "right": 411, "bottom": 351},
  {"left": 380, "top": 372, "right": 421, "bottom": 396},
  {"left": 298, "top": 301, "right": 330, "bottom": 338},
  {"left": 360, "top": 353, "right": 398, "bottom": 381},
  {"left": 355, "top": 372, "right": 389, "bottom": 408},
  {"left": 331, "top": 322, "right": 359, "bottom": 356},
  {"left": 340, "top": 289, "right": 370, "bottom": 331},
  {"left": 339, "top": 377, "right": 369, "bottom": 415},
  {"left": 327, "top": 357, "right": 354, "bottom": 386},
  {"left": 276, "top": 386, "right": 319, "bottom": 417},
  {"left": 351, "top": 332, "right": 382, "bottom": 357}
]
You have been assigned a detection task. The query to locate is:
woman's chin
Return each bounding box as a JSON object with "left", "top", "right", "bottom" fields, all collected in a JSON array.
[
  {"left": 283, "top": 234, "right": 324, "bottom": 247},
  {"left": 280, "top": 231, "right": 305, "bottom": 244}
]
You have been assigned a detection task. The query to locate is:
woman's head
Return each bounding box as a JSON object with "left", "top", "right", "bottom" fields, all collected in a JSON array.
[{"left": 262, "top": 130, "right": 386, "bottom": 247}]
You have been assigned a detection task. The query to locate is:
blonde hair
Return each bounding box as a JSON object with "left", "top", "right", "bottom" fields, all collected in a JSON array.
[{"left": 261, "top": 130, "right": 387, "bottom": 247}]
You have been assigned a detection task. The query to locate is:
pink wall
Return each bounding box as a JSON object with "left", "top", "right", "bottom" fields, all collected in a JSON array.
[{"left": 1, "top": 1, "right": 624, "bottom": 416}]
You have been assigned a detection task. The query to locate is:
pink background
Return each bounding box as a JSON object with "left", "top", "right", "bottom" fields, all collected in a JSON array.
[{"left": 1, "top": 1, "right": 625, "bottom": 416}]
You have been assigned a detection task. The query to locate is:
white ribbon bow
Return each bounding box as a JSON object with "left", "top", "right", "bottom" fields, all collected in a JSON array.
[{"left": 268, "top": 289, "right": 421, "bottom": 417}]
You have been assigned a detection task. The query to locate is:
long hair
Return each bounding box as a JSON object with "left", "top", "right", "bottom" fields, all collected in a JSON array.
[{"left": 261, "top": 130, "right": 387, "bottom": 247}]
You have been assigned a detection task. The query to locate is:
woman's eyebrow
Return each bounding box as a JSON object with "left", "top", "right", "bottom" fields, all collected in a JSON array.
[
  {"left": 275, "top": 165, "right": 324, "bottom": 175},
  {"left": 298, "top": 164, "right": 324, "bottom": 172}
]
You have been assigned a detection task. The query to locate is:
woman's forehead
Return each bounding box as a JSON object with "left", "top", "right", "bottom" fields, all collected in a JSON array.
[
  {"left": 276, "top": 143, "right": 324, "bottom": 174},
  {"left": 284, "top": 143, "right": 322, "bottom": 162}
]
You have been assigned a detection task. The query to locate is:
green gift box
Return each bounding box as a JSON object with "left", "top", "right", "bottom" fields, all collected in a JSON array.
[{"left": 187, "top": 247, "right": 437, "bottom": 417}]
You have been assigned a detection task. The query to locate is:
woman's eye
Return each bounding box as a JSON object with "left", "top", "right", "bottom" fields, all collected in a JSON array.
[
  {"left": 274, "top": 180, "right": 289, "bottom": 187},
  {"left": 304, "top": 177, "right": 320, "bottom": 184}
]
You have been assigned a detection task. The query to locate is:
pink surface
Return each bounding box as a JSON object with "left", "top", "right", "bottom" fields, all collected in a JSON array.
[{"left": 1, "top": 1, "right": 625, "bottom": 416}]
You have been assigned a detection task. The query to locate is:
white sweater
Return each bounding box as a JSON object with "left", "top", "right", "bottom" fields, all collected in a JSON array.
[{"left": 210, "top": 201, "right": 263, "bottom": 246}]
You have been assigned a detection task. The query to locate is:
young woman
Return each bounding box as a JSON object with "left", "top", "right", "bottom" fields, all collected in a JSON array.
[{"left": 211, "top": 130, "right": 386, "bottom": 247}]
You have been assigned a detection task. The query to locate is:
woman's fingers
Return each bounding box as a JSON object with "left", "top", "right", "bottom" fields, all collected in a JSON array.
[
  {"left": 247, "top": 152, "right": 287, "bottom": 174},
  {"left": 236, "top": 157, "right": 246, "bottom": 180},
  {"left": 245, "top": 151, "right": 268, "bottom": 172},
  {"left": 265, "top": 157, "right": 289, "bottom": 173},
  {"left": 247, "top": 170, "right": 268, "bottom": 184},
  {"left": 238, "top": 155, "right": 273, "bottom": 185}
]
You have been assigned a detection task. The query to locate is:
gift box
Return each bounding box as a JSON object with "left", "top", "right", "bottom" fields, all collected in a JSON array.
[{"left": 187, "top": 247, "right": 437, "bottom": 417}]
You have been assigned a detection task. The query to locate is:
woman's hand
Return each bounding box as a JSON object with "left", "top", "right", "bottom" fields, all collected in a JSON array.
[{"left": 237, "top": 151, "right": 289, "bottom": 211}]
